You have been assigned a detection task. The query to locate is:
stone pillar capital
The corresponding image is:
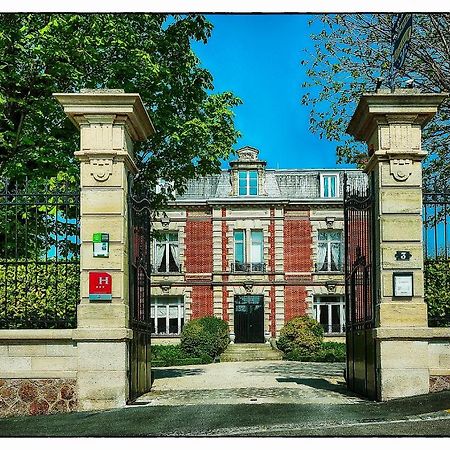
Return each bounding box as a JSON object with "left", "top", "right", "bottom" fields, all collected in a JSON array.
[
  {"left": 53, "top": 90, "right": 155, "bottom": 142},
  {"left": 347, "top": 90, "right": 448, "bottom": 143}
]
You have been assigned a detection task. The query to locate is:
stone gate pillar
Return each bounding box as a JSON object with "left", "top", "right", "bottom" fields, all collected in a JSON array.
[
  {"left": 54, "top": 89, "right": 154, "bottom": 410},
  {"left": 347, "top": 89, "right": 447, "bottom": 400}
]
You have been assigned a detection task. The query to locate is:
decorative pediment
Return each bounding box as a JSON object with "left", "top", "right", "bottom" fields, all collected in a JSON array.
[{"left": 237, "top": 146, "right": 259, "bottom": 161}]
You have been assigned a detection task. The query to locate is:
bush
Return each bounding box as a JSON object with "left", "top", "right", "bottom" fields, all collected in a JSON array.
[
  {"left": 283, "top": 342, "right": 346, "bottom": 362},
  {"left": 277, "top": 315, "right": 324, "bottom": 357},
  {"left": 151, "top": 344, "right": 212, "bottom": 367},
  {"left": 180, "top": 316, "right": 229, "bottom": 359},
  {"left": 424, "top": 259, "right": 450, "bottom": 327},
  {"left": 0, "top": 262, "right": 79, "bottom": 328}
]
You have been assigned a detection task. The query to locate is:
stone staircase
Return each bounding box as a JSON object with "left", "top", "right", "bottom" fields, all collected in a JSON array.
[{"left": 220, "top": 343, "right": 283, "bottom": 362}]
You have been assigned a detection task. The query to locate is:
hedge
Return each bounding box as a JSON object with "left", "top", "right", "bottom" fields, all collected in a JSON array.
[
  {"left": 0, "top": 262, "right": 79, "bottom": 328},
  {"left": 283, "top": 342, "right": 346, "bottom": 362},
  {"left": 151, "top": 344, "right": 212, "bottom": 367},
  {"left": 424, "top": 259, "right": 450, "bottom": 327}
]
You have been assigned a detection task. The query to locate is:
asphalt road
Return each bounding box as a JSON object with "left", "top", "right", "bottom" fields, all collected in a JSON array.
[{"left": 0, "top": 390, "right": 449, "bottom": 437}]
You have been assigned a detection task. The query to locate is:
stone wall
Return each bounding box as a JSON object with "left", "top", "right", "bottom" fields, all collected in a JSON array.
[
  {"left": 0, "top": 329, "right": 78, "bottom": 417},
  {"left": 0, "top": 378, "right": 77, "bottom": 418}
]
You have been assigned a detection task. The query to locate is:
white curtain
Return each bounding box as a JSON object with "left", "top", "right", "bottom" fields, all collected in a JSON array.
[
  {"left": 317, "top": 242, "right": 327, "bottom": 271},
  {"left": 169, "top": 243, "right": 179, "bottom": 269},
  {"left": 155, "top": 243, "right": 165, "bottom": 271},
  {"left": 330, "top": 242, "right": 341, "bottom": 270}
]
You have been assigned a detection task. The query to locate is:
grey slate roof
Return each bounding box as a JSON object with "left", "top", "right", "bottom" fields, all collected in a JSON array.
[{"left": 176, "top": 169, "right": 367, "bottom": 201}]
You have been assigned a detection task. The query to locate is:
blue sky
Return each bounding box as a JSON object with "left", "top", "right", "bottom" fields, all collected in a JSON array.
[{"left": 191, "top": 14, "right": 356, "bottom": 170}]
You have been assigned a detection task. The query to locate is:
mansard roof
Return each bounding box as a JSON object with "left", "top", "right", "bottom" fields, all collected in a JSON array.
[{"left": 176, "top": 168, "right": 366, "bottom": 202}]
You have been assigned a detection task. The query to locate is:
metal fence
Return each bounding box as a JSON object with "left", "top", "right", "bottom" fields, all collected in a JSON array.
[
  {"left": 0, "top": 177, "right": 80, "bottom": 329},
  {"left": 423, "top": 191, "right": 450, "bottom": 327}
]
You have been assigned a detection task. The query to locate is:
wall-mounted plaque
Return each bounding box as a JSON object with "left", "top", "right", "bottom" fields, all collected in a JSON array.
[{"left": 393, "top": 272, "right": 413, "bottom": 297}]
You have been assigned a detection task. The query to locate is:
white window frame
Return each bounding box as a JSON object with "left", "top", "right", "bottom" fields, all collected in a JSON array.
[
  {"left": 233, "top": 228, "right": 264, "bottom": 271},
  {"left": 234, "top": 229, "right": 246, "bottom": 264},
  {"left": 238, "top": 170, "right": 258, "bottom": 196},
  {"left": 154, "top": 232, "right": 179, "bottom": 273},
  {"left": 320, "top": 173, "right": 339, "bottom": 198},
  {"left": 313, "top": 296, "right": 345, "bottom": 334},
  {"left": 151, "top": 297, "right": 184, "bottom": 335},
  {"left": 317, "top": 230, "right": 343, "bottom": 272}
]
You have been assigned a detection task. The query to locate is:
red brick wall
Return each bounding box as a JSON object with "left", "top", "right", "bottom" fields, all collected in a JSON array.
[
  {"left": 185, "top": 213, "right": 213, "bottom": 273},
  {"left": 284, "top": 217, "right": 312, "bottom": 272},
  {"left": 191, "top": 285, "right": 214, "bottom": 319},
  {"left": 221, "top": 208, "right": 229, "bottom": 321},
  {"left": 284, "top": 286, "right": 307, "bottom": 322}
]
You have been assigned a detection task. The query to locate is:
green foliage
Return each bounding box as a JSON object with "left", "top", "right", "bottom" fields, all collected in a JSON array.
[
  {"left": 0, "top": 174, "right": 79, "bottom": 260},
  {"left": 301, "top": 14, "right": 450, "bottom": 187},
  {"left": 180, "top": 316, "right": 229, "bottom": 358},
  {"left": 277, "top": 315, "right": 324, "bottom": 356},
  {"left": 0, "top": 14, "right": 241, "bottom": 206},
  {"left": 151, "top": 344, "right": 212, "bottom": 367},
  {"left": 0, "top": 262, "right": 79, "bottom": 328},
  {"left": 424, "top": 258, "right": 450, "bottom": 327},
  {"left": 283, "top": 342, "right": 346, "bottom": 362}
]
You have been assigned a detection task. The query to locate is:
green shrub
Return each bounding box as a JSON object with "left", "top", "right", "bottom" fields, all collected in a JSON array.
[
  {"left": 151, "top": 344, "right": 213, "bottom": 367},
  {"left": 277, "top": 315, "right": 324, "bottom": 356},
  {"left": 284, "top": 342, "right": 346, "bottom": 362},
  {"left": 0, "top": 262, "right": 79, "bottom": 328},
  {"left": 180, "top": 316, "right": 229, "bottom": 358},
  {"left": 424, "top": 259, "right": 450, "bottom": 327}
]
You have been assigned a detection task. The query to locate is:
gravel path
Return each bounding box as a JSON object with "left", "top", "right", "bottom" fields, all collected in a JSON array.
[{"left": 138, "top": 361, "right": 367, "bottom": 406}]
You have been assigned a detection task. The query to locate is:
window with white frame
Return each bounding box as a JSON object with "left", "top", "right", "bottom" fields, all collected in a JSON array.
[
  {"left": 154, "top": 232, "right": 180, "bottom": 273},
  {"left": 320, "top": 174, "right": 339, "bottom": 198},
  {"left": 238, "top": 170, "right": 258, "bottom": 195},
  {"left": 313, "top": 296, "right": 345, "bottom": 334},
  {"left": 317, "top": 230, "right": 343, "bottom": 272},
  {"left": 233, "top": 229, "right": 264, "bottom": 272},
  {"left": 151, "top": 297, "right": 184, "bottom": 335}
]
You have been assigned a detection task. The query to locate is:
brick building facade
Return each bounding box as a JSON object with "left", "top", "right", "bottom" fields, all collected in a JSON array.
[{"left": 151, "top": 147, "right": 365, "bottom": 343}]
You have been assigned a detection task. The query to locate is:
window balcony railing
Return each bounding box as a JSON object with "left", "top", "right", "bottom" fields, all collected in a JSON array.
[
  {"left": 150, "top": 264, "right": 183, "bottom": 274},
  {"left": 231, "top": 262, "right": 266, "bottom": 273},
  {"left": 314, "top": 262, "right": 344, "bottom": 272}
]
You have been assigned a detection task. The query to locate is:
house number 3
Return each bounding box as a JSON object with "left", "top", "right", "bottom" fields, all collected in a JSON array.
[{"left": 395, "top": 251, "right": 412, "bottom": 261}]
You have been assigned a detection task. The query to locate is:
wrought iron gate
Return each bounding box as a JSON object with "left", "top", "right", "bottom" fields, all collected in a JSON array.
[
  {"left": 128, "top": 179, "right": 152, "bottom": 401},
  {"left": 343, "top": 173, "right": 377, "bottom": 400}
]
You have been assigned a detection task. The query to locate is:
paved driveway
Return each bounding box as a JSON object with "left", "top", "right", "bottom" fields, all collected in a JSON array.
[{"left": 138, "top": 361, "right": 367, "bottom": 406}]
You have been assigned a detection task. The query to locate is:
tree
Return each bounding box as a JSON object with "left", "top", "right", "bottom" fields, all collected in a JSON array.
[
  {"left": 301, "top": 14, "right": 450, "bottom": 189},
  {"left": 0, "top": 14, "right": 241, "bottom": 202}
]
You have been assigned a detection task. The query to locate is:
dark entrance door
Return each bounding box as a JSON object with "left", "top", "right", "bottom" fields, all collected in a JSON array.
[{"left": 234, "top": 295, "right": 264, "bottom": 343}]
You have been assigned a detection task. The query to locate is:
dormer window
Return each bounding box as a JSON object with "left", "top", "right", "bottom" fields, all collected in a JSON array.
[
  {"left": 239, "top": 170, "right": 258, "bottom": 196},
  {"left": 320, "top": 174, "right": 339, "bottom": 198}
]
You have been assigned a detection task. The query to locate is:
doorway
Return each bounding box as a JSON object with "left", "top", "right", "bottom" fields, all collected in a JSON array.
[{"left": 234, "top": 295, "right": 264, "bottom": 343}]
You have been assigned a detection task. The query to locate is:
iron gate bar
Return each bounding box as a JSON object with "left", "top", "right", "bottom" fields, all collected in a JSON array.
[
  {"left": 343, "top": 172, "right": 377, "bottom": 400},
  {"left": 128, "top": 176, "right": 153, "bottom": 401}
]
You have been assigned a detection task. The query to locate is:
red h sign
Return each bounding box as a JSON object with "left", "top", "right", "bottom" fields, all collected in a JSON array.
[{"left": 89, "top": 272, "right": 112, "bottom": 301}]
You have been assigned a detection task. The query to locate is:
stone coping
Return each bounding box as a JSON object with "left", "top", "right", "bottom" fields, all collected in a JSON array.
[
  {"left": 0, "top": 328, "right": 133, "bottom": 342},
  {"left": 429, "top": 369, "right": 450, "bottom": 376},
  {"left": 0, "top": 371, "right": 77, "bottom": 379},
  {"left": 373, "top": 327, "right": 450, "bottom": 340},
  {"left": 0, "top": 329, "right": 74, "bottom": 341},
  {"left": 73, "top": 328, "right": 133, "bottom": 341}
]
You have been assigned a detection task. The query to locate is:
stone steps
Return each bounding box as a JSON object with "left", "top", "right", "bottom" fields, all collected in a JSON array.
[{"left": 220, "top": 343, "right": 283, "bottom": 362}]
